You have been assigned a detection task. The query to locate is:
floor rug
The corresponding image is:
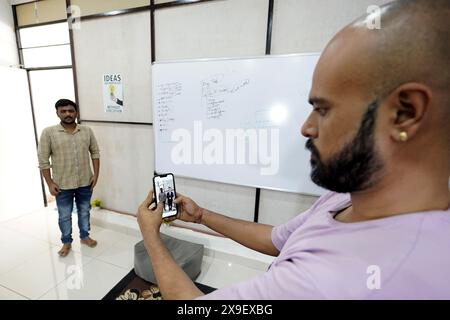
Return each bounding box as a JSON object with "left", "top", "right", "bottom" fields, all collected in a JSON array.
[{"left": 103, "top": 269, "right": 216, "bottom": 300}]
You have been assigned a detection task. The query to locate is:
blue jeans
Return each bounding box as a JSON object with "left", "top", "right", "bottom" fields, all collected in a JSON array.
[{"left": 56, "top": 185, "right": 92, "bottom": 244}]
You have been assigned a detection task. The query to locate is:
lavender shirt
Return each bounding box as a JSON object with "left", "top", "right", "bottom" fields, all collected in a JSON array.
[{"left": 199, "top": 192, "right": 450, "bottom": 299}]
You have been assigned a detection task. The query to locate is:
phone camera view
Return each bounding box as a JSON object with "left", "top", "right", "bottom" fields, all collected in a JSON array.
[{"left": 154, "top": 176, "right": 177, "bottom": 219}]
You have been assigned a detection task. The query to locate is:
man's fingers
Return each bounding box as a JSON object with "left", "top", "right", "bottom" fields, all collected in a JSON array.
[
  {"left": 164, "top": 215, "right": 177, "bottom": 223},
  {"left": 140, "top": 189, "right": 154, "bottom": 209},
  {"left": 174, "top": 195, "right": 185, "bottom": 204},
  {"left": 152, "top": 201, "right": 164, "bottom": 214}
]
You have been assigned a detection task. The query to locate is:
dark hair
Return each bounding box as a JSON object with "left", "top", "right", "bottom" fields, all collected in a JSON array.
[{"left": 55, "top": 99, "right": 77, "bottom": 111}]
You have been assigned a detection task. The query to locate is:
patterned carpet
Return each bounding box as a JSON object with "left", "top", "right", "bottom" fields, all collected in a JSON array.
[{"left": 103, "top": 269, "right": 216, "bottom": 300}]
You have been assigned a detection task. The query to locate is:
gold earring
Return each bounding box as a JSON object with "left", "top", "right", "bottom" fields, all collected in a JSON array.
[{"left": 399, "top": 131, "right": 408, "bottom": 142}]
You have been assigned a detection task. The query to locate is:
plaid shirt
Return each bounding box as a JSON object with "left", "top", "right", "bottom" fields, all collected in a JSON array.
[{"left": 38, "top": 124, "right": 100, "bottom": 190}]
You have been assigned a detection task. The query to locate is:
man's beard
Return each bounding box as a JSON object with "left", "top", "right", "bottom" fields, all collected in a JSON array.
[
  {"left": 62, "top": 117, "right": 75, "bottom": 124},
  {"left": 305, "top": 100, "right": 383, "bottom": 193}
]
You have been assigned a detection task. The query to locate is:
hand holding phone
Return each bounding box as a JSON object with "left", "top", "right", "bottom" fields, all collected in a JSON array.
[
  {"left": 153, "top": 173, "right": 178, "bottom": 220},
  {"left": 173, "top": 193, "right": 203, "bottom": 224}
]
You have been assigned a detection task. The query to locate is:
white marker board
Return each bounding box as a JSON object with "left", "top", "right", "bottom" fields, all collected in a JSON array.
[{"left": 152, "top": 54, "right": 326, "bottom": 196}]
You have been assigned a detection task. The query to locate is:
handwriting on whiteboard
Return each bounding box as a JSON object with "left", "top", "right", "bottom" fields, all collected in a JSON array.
[
  {"left": 201, "top": 74, "right": 250, "bottom": 120},
  {"left": 156, "top": 82, "right": 182, "bottom": 136}
]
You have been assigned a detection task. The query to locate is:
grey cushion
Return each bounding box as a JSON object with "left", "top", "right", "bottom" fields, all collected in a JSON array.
[{"left": 134, "top": 233, "right": 204, "bottom": 284}]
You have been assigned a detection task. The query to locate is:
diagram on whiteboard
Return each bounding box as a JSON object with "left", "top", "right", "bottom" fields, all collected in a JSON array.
[{"left": 152, "top": 54, "right": 326, "bottom": 196}]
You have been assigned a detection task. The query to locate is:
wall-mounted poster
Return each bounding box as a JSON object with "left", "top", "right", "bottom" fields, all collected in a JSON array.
[{"left": 103, "top": 73, "right": 123, "bottom": 112}]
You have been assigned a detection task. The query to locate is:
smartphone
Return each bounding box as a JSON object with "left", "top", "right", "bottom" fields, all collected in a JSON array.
[{"left": 153, "top": 173, "right": 178, "bottom": 220}]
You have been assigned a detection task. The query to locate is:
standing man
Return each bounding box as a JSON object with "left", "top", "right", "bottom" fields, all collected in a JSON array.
[
  {"left": 158, "top": 187, "right": 167, "bottom": 211},
  {"left": 167, "top": 188, "right": 174, "bottom": 211},
  {"left": 38, "top": 99, "right": 100, "bottom": 257}
]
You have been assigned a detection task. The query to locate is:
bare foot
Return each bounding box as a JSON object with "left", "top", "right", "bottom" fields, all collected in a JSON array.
[
  {"left": 80, "top": 237, "right": 97, "bottom": 248},
  {"left": 58, "top": 244, "right": 72, "bottom": 257}
]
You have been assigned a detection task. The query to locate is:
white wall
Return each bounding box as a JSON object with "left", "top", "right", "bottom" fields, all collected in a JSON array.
[
  {"left": 0, "top": 0, "right": 19, "bottom": 67},
  {"left": 0, "top": 66, "right": 43, "bottom": 222},
  {"left": 73, "top": 11, "right": 152, "bottom": 123},
  {"left": 0, "top": 3, "right": 41, "bottom": 221},
  {"left": 72, "top": 11, "right": 154, "bottom": 216},
  {"left": 271, "top": 0, "right": 392, "bottom": 54},
  {"left": 89, "top": 122, "right": 155, "bottom": 215},
  {"left": 154, "top": 0, "right": 268, "bottom": 60}
]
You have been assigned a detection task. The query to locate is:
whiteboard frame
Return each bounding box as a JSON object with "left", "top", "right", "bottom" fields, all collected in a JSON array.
[
  {"left": 152, "top": 52, "right": 321, "bottom": 66},
  {"left": 151, "top": 52, "right": 324, "bottom": 196},
  {"left": 155, "top": 170, "right": 320, "bottom": 196}
]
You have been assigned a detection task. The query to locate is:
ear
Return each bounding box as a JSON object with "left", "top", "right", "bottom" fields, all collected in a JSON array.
[{"left": 385, "top": 83, "right": 432, "bottom": 142}]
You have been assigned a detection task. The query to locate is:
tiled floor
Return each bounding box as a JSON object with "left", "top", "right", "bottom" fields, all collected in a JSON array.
[{"left": 0, "top": 203, "right": 268, "bottom": 300}]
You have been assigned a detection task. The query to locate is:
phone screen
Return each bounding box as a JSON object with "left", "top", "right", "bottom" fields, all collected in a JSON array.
[{"left": 153, "top": 174, "right": 177, "bottom": 219}]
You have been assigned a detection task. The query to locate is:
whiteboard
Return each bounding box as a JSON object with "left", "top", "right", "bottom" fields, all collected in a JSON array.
[{"left": 152, "top": 54, "right": 326, "bottom": 196}]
